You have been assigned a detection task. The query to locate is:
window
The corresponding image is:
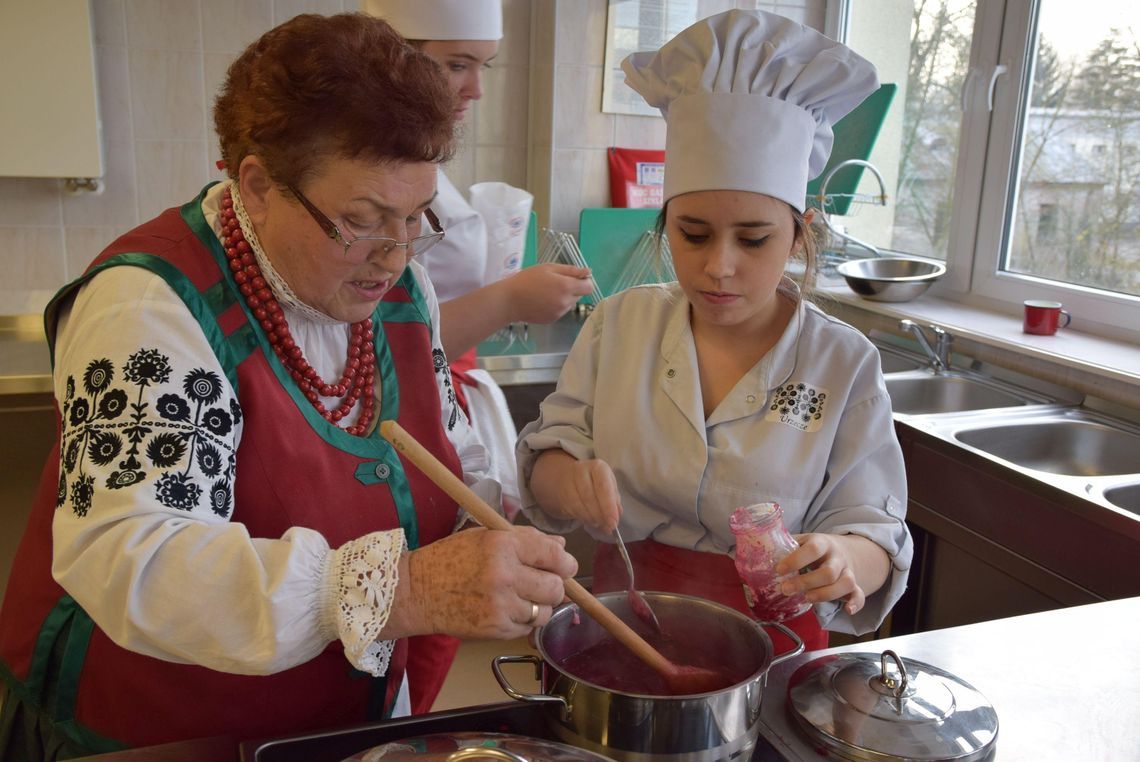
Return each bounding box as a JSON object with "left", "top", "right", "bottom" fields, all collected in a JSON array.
[{"left": 843, "top": 0, "right": 1140, "bottom": 340}]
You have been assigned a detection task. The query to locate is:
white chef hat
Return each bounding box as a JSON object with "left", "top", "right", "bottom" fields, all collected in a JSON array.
[
  {"left": 622, "top": 9, "right": 878, "bottom": 211},
  {"left": 362, "top": 0, "right": 502, "bottom": 41}
]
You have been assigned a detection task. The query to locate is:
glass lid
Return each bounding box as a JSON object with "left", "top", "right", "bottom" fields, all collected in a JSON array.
[{"left": 787, "top": 650, "right": 998, "bottom": 761}]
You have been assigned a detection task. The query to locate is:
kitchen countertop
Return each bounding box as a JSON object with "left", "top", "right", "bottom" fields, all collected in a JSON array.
[
  {"left": 755, "top": 596, "right": 1140, "bottom": 761},
  {"left": 78, "top": 597, "right": 1140, "bottom": 761},
  {"left": 475, "top": 309, "right": 591, "bottom": 386},
  {"left": 0, "top": 314, "right": 52, "bottom": 396}
]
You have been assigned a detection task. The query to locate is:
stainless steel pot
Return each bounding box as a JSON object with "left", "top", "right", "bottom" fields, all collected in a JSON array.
[
  {"left": 493, "top": 592, "right": 803, "bottom": 761},
  {"left": 342, "top": 731, "right": 617, "bottom": 761}
]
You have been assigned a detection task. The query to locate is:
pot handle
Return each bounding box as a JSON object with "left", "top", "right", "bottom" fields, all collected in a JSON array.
[
  {"left": 761, "top": 621, "right": 805, "bottom": 667},
  {"left": 491, "top": 655, "right": 568, "bottom": 710}
]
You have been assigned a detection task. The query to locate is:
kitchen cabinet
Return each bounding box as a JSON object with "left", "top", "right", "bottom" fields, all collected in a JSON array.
[
  {"left": 0, "top": 393, "right": 56, "bottom": 607},
  {"left": 890, "top": 420, "right": 1139, "bottom": 635},
  {"left": 0, "top": 1, "right": 102, "bottom": 178}
]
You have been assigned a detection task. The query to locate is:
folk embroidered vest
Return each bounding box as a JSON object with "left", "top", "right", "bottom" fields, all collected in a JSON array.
[{"left": 0, "top": 185, "right": 463, "bottom": 752}]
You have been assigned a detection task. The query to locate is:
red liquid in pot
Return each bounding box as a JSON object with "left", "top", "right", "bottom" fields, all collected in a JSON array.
[{"left": 556, "top": 633, "right": 744, "bottom": 696}]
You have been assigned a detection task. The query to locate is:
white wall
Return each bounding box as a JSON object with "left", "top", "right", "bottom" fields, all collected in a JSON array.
[{"left": 0, "top": 0, "right": 531, "bottom": 313}]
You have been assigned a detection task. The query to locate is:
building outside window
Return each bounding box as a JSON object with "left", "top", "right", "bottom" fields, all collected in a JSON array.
[{"left": 842, "top": 0, "right": 1140, "bottom": 341}]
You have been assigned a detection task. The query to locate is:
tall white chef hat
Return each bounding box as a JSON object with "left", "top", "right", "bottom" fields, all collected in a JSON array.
[
  {"left": 622, "top": 9, "right": 878, "bottom": 211},
  {"left": 362, "top": 0, "right": 502, "bottom": 41}
]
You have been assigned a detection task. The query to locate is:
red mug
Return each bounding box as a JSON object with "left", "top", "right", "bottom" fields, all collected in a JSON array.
[{"left": 1023, "top": 300, "right": 1071, "bottom": 335}]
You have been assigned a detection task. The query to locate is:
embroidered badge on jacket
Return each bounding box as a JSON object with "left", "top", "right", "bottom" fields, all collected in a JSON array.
[{"left": 765, "top": 381, "right": 828, "bottom": 433}]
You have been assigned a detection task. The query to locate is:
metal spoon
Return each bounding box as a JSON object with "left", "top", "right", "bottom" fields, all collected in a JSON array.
[
  {"left": 614, "top": 526, "right": 662, "bottom": 633},
  {"left": 380, "top": 420, "right": 724, "bottom": 695}
]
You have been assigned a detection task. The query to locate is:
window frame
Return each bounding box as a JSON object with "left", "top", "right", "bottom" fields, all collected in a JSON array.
[{"left": 842, "top": 0, "right": 1140, "bottom": 342}]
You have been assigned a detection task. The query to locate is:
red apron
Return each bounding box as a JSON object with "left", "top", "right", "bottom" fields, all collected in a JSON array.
[
  {"left": 403, "top": 348, "right": 478, "bottom": 714},
  {"left": 592, "top": 538, "right": 829, "bottom": 655},
  {"left": 0, "top": 186, "right": 463, "bottom": 755}
]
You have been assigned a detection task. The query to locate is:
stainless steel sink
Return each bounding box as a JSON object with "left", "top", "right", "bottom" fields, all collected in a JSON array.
[
  {"left": 954, "top": 418, "right": 1140, "bottom": 476},
  {"left": 883, "top": 371, "right": 1048, "bottom": 415},
  {"left": 1104, "top": 483, "right": 1140, "bottom": 515},
  {"left": 877, "top": 347, "right": 923, "bottom": 374}
]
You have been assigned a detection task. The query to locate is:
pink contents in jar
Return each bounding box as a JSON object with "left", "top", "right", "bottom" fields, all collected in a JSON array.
[{"left": 730, "top": 503, "right": 811, "bottom": 622}]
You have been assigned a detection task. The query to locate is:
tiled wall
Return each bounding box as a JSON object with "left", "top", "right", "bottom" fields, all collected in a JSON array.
[
  {"left": 542, "top": 0, "right": 827, "bottom": 231},
  {"left": 0, "top": 0, "right": 530, "bottom": 312},
  {"left": 0, "top": 0, "right": 824, "bottom": 309}
]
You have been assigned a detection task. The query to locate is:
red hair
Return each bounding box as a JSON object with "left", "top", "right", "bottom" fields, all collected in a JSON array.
[{"left": 214, "top": 13, "right": 455, "bottom": 186}]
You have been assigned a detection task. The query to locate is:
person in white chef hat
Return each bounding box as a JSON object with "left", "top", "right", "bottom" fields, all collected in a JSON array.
[
  {"left": 362, "top": 0, "right": 594, "bottom": 714},
  {"left": 519, "top": 9, "right": 913, "bottom": 653}
]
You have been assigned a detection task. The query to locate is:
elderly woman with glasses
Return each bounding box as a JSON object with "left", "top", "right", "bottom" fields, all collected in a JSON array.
[{"left": 0, "top": 13, "right": 575, "bottom": 759}]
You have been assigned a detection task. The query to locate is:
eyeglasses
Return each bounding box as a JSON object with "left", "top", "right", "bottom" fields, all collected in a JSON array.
[{"left": 287, "top": 184, "right": 445, "bottom": 260}]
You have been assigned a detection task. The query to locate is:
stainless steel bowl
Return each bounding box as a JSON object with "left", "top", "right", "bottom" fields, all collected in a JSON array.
[{"left": 835, "top": 256, "right": 946, "bottom": 302}]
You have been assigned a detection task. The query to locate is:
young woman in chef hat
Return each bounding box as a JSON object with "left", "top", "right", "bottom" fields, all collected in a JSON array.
[
  {"left": 363, "top": 0, "right": 594, "bottom": 713},
  {"left": 519, "top": 10, "right": 913, "bottom": 651}
]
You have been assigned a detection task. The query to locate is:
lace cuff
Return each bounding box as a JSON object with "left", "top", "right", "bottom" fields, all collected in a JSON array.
[{"left": 325, "top": 529, "right": 406, "bottom": 677}]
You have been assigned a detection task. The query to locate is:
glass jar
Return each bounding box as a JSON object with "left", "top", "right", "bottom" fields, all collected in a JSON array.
[{"left": 729, "top": 502, "right": 812, "bottom": 621}]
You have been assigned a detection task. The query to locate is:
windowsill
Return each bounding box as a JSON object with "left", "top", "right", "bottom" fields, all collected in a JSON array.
[{"left": 818, "top": 283, "right": 1140, "bottom": 409}]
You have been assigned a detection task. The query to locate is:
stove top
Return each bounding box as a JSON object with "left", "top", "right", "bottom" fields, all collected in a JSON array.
[{"left": 240, "top": 701, "right": 786, "bottom": 761}]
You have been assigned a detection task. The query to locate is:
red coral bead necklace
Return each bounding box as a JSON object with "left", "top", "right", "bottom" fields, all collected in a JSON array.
[{"left": 219, "top": 187, "right": 376, "bottom": 436}]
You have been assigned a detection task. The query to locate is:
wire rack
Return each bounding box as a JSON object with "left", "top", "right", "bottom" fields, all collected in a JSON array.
[{"left": 810, "top": 159, "right": 889, "bottom": 259}]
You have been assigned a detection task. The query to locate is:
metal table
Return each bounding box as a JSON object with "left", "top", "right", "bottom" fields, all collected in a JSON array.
[
  {"left": 475, "top": 310, "right": 588, "bottom": 386},
  {"left": 758, "top": 596, "right": 1140, "bottom": 760}
]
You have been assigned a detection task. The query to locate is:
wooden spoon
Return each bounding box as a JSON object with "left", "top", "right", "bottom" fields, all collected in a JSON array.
[{"left": 380, "top": 420, "right": 726, "bottom": 695}]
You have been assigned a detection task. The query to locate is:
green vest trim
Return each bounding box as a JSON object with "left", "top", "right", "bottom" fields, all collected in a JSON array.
[{"left": 0, "top": 597, "right": 129, "bottom": 755}]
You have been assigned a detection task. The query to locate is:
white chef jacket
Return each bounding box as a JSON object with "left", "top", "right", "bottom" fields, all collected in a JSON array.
[
  {"left": 50, "top": 182, "right": 491, "bottom": 688},
  {"left": 418, "top": 167, "right": 521, "bottom": 513},
  {"left": 517, "top": 279, "right": 913, "bottom": 634}
]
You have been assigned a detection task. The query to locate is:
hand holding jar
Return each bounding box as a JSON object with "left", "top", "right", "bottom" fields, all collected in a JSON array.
[{"left": 729, "top": 503, "right": 812, "bottom": 621}]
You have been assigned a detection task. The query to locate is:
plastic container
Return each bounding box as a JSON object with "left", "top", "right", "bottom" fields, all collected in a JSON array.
[
  {"left": 468, "top": 181, "right": 533, "bottom": 283},
  {"left": 730, "top": 502, "right": 812, "bottom": 621}
]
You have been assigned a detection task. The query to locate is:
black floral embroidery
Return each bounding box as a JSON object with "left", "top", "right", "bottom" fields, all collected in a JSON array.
[
  {"left": 106, "top": 454, "right": 146, "bottom": 490},
  {"left": 98, "top": 389, "right": 128, "bottom": 419},
  {"left": 68, "top": 398, "right": 90, "bottom": 427},
  {"left": 64, "top": 439, "right": 82, "bottom": 472},
  {"left": 58, "top": 351, "right": 238, "bottom": 518},
  {"left": 147, "top": 432, "right": 187, "bottom": 468},
  {"left": 209, "top": 479, "right": 232, "bottom": 518},
  {"left": 432, "top": 348, "right": 460, "bottom": 431},
  {"left": 71, "top": 475, "right": 95, "bottom": 517},
  {"left": 184, "top": 369, "right": 223, "bottom": 405},
  {"left": 88, "top": 431, "right": 123, "bottom": 467},
  {"left": 124, "top": 349, "right": 172, "bottom": 387},
  {"left": 156, "top": 393, "right": 191, "bottom": 421},
  {"left": 197, "top": 443, "right": 223, "bottom": 477},
  {"left": 769, "top": 382, "right": 828, "bottom": 423},
  {"left": 202, "top": 408, "right": 232, "bottom": 436},
  {"left": 83, "top": 359, "right": 115, "bottom": 395},
  {"left": 155, "top": 472, "right": 202, "bottom": 512}
]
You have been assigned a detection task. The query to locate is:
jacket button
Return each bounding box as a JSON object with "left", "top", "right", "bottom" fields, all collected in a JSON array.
[
  {"left": 746, "top": 394, "right": 757, "bottom": 404},
  {"left": 374, "top": 463, "right": 391, "bottom": 480},
  {"left": 666, "top": 368, "right": 676, "bottom": 378}
]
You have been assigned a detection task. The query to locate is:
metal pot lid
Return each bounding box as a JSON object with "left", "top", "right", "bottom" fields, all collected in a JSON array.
[
  {"left": 342, "top": 731, "right": 617, "bottom": 762},
  {"left": 787, "top": 650, "right": 998, "bottom": 761}
]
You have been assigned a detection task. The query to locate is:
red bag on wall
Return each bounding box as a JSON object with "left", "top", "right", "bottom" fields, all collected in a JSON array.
[{"left": 608, "top": 147, "right": 665, "bottom": 208}]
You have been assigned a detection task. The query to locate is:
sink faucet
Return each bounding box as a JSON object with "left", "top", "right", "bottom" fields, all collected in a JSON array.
[{"left": 899, "top": 319, "right": 952, "bottom": 372}]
